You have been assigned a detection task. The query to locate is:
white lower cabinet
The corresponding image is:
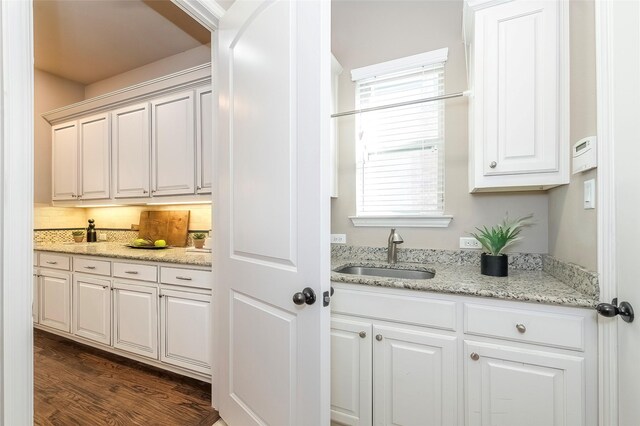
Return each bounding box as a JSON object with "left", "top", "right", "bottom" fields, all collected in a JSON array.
[
  {"left": 159, "top": 289, "right": 211, "bottom": 374},
  {"left": 112, "top": 281, "right": 158, "bottom": 359},
  {"left": 39, "top": 269, "right": 71, "bottom": 332},
  {"left": 33, "top": 269, "right": 39, "bottom": 324},
  {"left": 331, "top": 318, "right": 457, "bottom": 426},
  {"left": 373, "top": 325, "right": 458, "bottom": 426},
  {"left": 331, "top": 283, "right": 597, "bottom": 426},
  {"left": 465, "top": 341, "right": 584, "bottom": 426},
  {"left": 331, "top": 317, "right": 373, "bottom": 426},
  {"left": 72, "top": 274, "right": 111, "bottom": 345}
]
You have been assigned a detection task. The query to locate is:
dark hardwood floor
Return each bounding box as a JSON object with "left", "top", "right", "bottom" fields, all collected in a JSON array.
[{"left": 34, "top": 329, "right": 220, "bottom": 426}]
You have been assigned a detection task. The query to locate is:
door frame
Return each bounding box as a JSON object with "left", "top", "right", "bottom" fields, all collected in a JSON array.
[
  {"left": 595, "top": 2, "right": 617, "bottom": 425},
  {"left": 0, "top": 0, "right": 35, "bottom": 424}
]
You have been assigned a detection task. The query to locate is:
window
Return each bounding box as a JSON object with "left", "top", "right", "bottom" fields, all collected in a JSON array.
[{"left": 350, "top": 49, "right": 451, "bottom": 227}]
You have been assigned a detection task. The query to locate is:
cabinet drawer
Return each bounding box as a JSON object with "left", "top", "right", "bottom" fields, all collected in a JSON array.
[
  {"left": 113, "top": 262, "right": 157, "bottom": 282},
  {"left": 464, "top": 304, "right": 585, "bottom": 351},
  {"left": 332, "top": 287, "right": 457, "bottom": 331},
  {"left": 160, "top": 267, "right": 211, "bottom": 289},
  {"left": 39, "top": 253, "right": 71, "bottom": 271},
  {"left": 74, "top": 257, "right": 111, "bottom": 276}
]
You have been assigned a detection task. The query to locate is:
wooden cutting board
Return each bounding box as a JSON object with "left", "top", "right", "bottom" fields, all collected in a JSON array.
[{"left": 138, "top": 211, "right": 190, "bottom": 247}]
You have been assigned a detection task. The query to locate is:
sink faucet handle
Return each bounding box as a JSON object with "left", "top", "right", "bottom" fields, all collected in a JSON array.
[{"left": 389, "top": 228, "right": 404, "bottom": 244}]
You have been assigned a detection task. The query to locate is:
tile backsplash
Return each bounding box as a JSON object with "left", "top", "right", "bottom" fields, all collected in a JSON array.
[
  {"left": 34, "top": 203, "right": 211, "bottom": 231},
  {"left": 34, "top": 229, "right": 209, "bottom": 246}
]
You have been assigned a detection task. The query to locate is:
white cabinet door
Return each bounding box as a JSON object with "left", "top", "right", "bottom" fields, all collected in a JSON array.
[
  {"left": 465, "top": 341, "right": 584, "bottom": 426},
  {"left": 159, "top": 289, "right": 211, "bottom": 374},
  {"left": 51, "top": 121, "right": 78, "bottom": 200},
  {"left": 151, "top": 91, "right": 195, "bottom": 196},
  {"left": 78, "top": 113, "right": 110, "bottom": 200},
  {"left": 72, "top": 274, "right": 111, "bottom": 345},
  {"left": 331, "top": 317, "right": 372, "bottom": 426},
  {"left": 39, "top": 270, "right": 71, "bottom": 332},
  {"left": 32, "top": 269, "right": 38, "bottom": 324},
  {"left": 112, "top": 281, "right": 158, "bottom": 358},
  {"left": 469, "top": 0, "right": 568, "bottom": 191},
  {"left": 196, "top": 87, "right": 213, "bottom": 194},
  {"left": 112, "top": 103, "right": 151, "bottom": 198},
  {"left": 373, "top": 325, "right": 458, "bottom": 426}
]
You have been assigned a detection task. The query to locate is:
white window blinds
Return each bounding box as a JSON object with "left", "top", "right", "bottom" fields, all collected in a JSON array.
[{"left": 354, "top": 60, "right": 445, "bottom": 216}]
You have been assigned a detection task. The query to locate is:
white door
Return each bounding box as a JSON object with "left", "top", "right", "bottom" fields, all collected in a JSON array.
[
  {"left": 151, "top": 91, "right": 195, "bottom": 196},
  {"left": 465, "top": 341, "right": 584, "bottom": 426},
  {"left": 196, "top": 87, "right": 213, "bottom": 194},
  {"left": 331, "top": 317, "right": 372, "bottom": 426},
  {"left": 160, "top": 289, "right": 211, "bottom": 374},
  {"left": 39, "top": 270, "right": 71, "bottom": 332},
  {"left": 112, "top": 281, "right": 158, "bottom": 358},
  {"left": 78, "top": 113, "right": 110, "bottom": 200},
  {"left": 72, "top": 275, "right": 111, "bottom": 345},
  {"left": 112, "top": 103, "right": 151, "bottom": 198},
  {"left": 603, "top": 2, "right": 640, "bottom": 424},
  {"left": 51, "top": 121, "right": 78, "bottom": 200},
  {"left": 215, "top": 1, "right": 331, "bottom": 425},
  {"left": 374, "top": 325, "right": 458, "bottom": 426}
]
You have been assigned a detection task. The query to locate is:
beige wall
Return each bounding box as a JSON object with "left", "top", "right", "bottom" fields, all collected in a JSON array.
[
  {"left": 548, "top": 0, "right": 598, "bottom": 271},
  {"left": 34, "top": 69, "right": 85, "bottom": 204},
  {"left": 84, "top": 44, "right": 211, "bottom": 99},
  {"left": 331, "top": 0, "right": 549, "bottom": 253},
  {"left": 34, "top": 204, "right": 211, "bottom": 231}
]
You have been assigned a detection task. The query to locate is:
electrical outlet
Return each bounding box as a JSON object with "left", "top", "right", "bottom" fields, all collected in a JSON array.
[
  {"left": 331, "top": 234, "right": 347, "bottom": 244},
  {"left": 459, "top": 237, "right": 481, "bottom": 249}
]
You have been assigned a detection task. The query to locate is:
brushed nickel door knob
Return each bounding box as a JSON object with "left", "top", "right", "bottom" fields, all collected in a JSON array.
[
  {"left": 470, "top": 352, "right": 480, "bottom": 361},
  {"left": 375, "top": 334, "right": 383, "bottom": 341},
  {"left": 516, "top": 323, "right": 527, "bottom": 333},
  {"left": 489, "top": 161, "right": 497, "bottom": 169},
  {"left": 359, "top": 331, "right": 366, "bottom": 339}
]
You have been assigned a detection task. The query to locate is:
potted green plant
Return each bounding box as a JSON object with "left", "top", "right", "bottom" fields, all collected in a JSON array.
[
  {"left": 72, "top": 230, "right": 84, "bottom": 243},
  {"left": 192, "top": 233, "right": 207, "bottom": 249},
  {"left": 470, "top": 214, "right": 533, "bottom": 277}
]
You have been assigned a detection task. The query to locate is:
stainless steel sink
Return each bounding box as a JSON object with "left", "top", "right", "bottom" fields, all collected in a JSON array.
[{"left": 335, "top": 265, "right": 435, "bottom": 280}]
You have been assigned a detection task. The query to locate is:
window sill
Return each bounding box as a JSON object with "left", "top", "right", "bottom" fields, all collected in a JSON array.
[{"left": 349, "top": 215, "right": 453, "bottom": 228}]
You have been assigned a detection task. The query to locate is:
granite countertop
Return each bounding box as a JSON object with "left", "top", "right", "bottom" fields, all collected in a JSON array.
[
  {"left": 35, "top": 242, "right": 211, "bottom": 267},
  {"left": 331, "top": 259, "right": 598, "bottom": 308}
]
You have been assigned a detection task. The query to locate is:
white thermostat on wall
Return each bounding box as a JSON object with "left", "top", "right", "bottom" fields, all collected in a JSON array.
[{"left": 572, "top": 136, "right": 597, "bottom": 174}]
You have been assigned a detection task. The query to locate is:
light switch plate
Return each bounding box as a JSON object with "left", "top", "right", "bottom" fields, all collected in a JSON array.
[{"left": 584, "top": 179, "right": 596, "bottom": 209}]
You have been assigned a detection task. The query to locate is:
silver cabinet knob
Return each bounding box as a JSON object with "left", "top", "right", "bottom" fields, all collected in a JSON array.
[
  {"left": 470, "top": 352, "right": 480, "bottom": 361},
  {"left": 359, "top": 331, "right": 366, "bottom": 339},
  {"left": 516, "top": 323, "right": 526, "bottom": 333},
  {"left": 375, "top": 334, "right": 383, "bottom": 341},
  {"left": 489, "top": 161, "right": 497, "bottom": 169}
]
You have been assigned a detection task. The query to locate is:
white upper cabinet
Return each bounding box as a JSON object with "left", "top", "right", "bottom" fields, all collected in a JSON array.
[
  {"left": 112, "top": 103, "right": 151, "bottom": 198},
  {"left": 196, "top": 87, "right": 213, "bottom": 194},
  {"left": 151, "top": 91, "right": 196, "bottom": 196},
  {"left": 466, "top": 0, "right": 569, "bottom": 192},
  {"left": 51, "top": 121, "right": 78, "bottom": 201},
  {"left": 78, "top": 113, "right": 111, "bottom": 200}
]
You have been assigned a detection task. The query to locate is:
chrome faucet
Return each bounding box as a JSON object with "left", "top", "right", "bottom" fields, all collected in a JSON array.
[{"left": 387, "top": 228, "right": 404, "bottom": 264}]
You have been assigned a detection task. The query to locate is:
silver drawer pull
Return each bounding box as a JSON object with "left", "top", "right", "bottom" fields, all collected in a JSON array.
[
  {"left": 359, "top": 331, "right": 366, "bottom": 339},
  {"left": 84, "top": 266, "right": 96, "bottom": 270},
  {"left": 375, "top": 334, "right": 383, "bottom": 341},
  {"left": 176, "top": 276, "right": 192, "bottom": 281},
  {"left": 125, "top": 271, "right": 139, "bottom": 275},
  {"left": 470, "top": 352, "right": 480, "bottom": 361},
  {"left": 46, "top": 261, "right": 58, "bottom": 265},
  {"left": 516, "top": 323, "right": 526, "bottom": 333}
]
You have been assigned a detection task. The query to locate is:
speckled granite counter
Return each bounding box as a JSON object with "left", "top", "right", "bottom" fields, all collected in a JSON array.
[
  {"left": 35, "top": 242, "right": 211, "bottom": 267},
  {"left": 331, "top": 259, "right": 597, "bottom": 308}
]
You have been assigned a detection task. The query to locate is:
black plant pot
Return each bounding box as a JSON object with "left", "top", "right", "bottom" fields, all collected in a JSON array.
[{"left": 480, "top": 253, "right": 508, "bottom": 277}]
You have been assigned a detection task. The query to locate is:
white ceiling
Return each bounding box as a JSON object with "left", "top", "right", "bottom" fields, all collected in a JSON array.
[{"left": 34, "top": 0, "right": 210, "bottom": 85}]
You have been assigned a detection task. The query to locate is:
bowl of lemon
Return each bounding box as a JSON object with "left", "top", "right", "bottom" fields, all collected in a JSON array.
[{"left": 126, "top": 239, "right": 170, "bottom": 249}]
